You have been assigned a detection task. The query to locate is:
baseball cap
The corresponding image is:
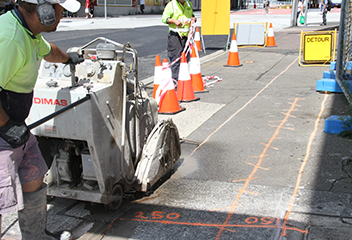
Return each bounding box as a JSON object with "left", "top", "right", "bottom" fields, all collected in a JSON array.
[{"left": 23, "top": 0, "right": 81, "bottom": 13}]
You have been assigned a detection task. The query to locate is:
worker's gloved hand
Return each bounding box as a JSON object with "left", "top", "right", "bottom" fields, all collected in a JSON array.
[
  {"left": 64, "top": 52, "right": 84, "bottom": 65},
  {"left": 0, "top": 119, "right": 30, "bottom": 148}
]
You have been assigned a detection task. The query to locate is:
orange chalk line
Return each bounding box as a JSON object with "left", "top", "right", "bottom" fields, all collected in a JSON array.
[
  {"left": 245, "top": 162, "right": 269, "bottom": 170},
  {"left": 249, "top": 154, "right": 270, "bottom": 158},
  {"left": 235, "top": 189, "right": 258, "bottom": 195},
  {"left": 288, "top": 98, "right": 304, "bottom": 100},
  {"left": 281, "top": 94, "right": 328, "bottom": 237},
  {"left": 210, "top": 206, "right": 231, "bottom": 211},
  {"left": 233, "top": 177, "right": 258, "bottom": 182},
  {"left": 210, "top": 205, "right": 242, "bottom": 211},
  {"left": 265, "top": 137, "right": 281, "bottom": 140},
  {"left": 288, "top": 104, "right": 302, "bottom": 108},
  {"left": 280, "top": 112, "right": 297, "bottom": 118},
  {"left": 260, "top": 142, "right": 279, "bottom": 150},
  {"left": 214, "top": 57, "right": 299, "bottom": 240},
  {"left": 119, "top": 217, "right": 307, "bottom": 234},
  {"left": 189, "top": 57, "right": 299, "bottom": 157},
  {"left": 269, "top": 124, "right": 295, "bottom": 130}
]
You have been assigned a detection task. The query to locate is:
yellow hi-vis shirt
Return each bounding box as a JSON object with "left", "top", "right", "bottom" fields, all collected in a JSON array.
[
  {"left": 162, "top": 0, "right": 194, "bottom": 37},
  {"left": 0, "top": 8, "right": 51, "bottom": 94}
]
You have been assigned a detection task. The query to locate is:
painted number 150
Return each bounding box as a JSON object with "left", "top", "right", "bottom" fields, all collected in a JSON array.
[{"left": 134, "top": 211, "right": 180, "bottom": 220}]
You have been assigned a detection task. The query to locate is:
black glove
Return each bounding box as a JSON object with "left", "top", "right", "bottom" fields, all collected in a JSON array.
[
  {"left": 64, "top": 52, "right": 84, "bottom": 65},
  {"left": 0, "top": 119, "right": 30, "bottom": 148}
]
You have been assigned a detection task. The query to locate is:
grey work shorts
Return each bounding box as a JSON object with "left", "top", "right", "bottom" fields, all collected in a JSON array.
[{"left": 0, "top": 133, "right": 48, "bottom": 214}]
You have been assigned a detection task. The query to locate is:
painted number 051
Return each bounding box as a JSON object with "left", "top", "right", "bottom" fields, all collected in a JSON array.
[{"left": 245, "top": 217, "right": 277, "bottom": 225}]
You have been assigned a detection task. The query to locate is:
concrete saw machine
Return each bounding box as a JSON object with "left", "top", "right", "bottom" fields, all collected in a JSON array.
[{"left": 26, "top": 37, "right": 181, "bottom": 211}]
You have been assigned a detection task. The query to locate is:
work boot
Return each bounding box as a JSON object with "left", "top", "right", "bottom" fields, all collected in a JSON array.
[{"left": 18, "top": 183, "right": 73, "bottom": 240}]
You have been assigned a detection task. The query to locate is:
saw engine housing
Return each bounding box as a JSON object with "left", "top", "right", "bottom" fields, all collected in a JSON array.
[{"left": 26, "top": 38, "right": 181, "bottom": 210}]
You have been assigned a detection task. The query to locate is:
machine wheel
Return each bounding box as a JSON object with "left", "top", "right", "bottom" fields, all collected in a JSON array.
[{"left": 105, "top": 184, "right": 123, "bottom": 212}]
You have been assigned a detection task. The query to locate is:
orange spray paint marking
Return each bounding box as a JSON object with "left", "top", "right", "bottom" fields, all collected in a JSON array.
[
  {"left": 249, "top": 154, "right": 269, "bottom": 158},
  {"left": 235, "top": 189, "right": 258, "bottom": 195},
  {"left": 269, "top": 124, "right": 295, "bottom": 130},
  {"left": 210, "top": 205, "right": 242, "bottom": 211},
  {"left": 245, "top": 162, "right": 269, "bottom": 170},
  {"left": 212, "top": 58, "right": 299, "bottom": 240},
  {"left": 280, "top": 112, "right": 297, "bottom": 118},
  {"left": 281, "top": 94, "right": 328, "bottom": 237},
  {"left": 189, "top": 58, "right": 299, "bottom": 157},
  {"left": 260, "top": 142, "right": 279, "bottom": 150},
  {"left": 119, "top": 217, "right": 308, "bottom": 234}
]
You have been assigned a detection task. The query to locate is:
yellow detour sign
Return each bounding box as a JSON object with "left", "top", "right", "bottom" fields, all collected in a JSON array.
[
  {"left": 201, "top": 0, "right": 230, "bottom": 35},
  {"left": 303, "top": 32, "right": 333, "bottom": 63}
]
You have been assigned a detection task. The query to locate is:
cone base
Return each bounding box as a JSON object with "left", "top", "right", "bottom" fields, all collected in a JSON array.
[
  {"left": 224, "top": 64, "right": 243, "bottom": 67},
  {"left": 158, "top": 107, "right": 186, "bottom": 115},
  {"left": 194, "top": 89, "right": 209, "bottom": 93},
  {"left": 179, "top": 97, "right": 200, "bottom": 103}
]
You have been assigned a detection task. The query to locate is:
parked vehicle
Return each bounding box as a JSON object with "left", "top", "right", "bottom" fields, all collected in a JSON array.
[{"left": 331, "top": 0, "right": 341, "bottom": 8}]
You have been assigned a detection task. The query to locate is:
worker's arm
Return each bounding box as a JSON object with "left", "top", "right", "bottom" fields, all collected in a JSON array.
[
  {"left": 161, "top": 1, "right": 174, "bottom": 24},
  {"left": 167, "top": 18, "right": 183, "bottom": 26},
  {"left": 166, "top": 14, "right": 197, "bottom": 26},
  {"left": 44, "top": 43, "right": 84, "bottom": 64},
  {"left": 44, "top": 43, "right": 69, "bottom": 63}
]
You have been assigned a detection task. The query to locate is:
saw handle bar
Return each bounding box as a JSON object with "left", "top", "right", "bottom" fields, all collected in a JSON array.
[{"left": 28, "top": 95, "right": 91, "bottom": 130}]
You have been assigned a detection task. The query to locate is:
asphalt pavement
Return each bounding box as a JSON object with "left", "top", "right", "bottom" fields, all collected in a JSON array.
[{"left": 2, "top": 8, "right": 352, "bottom": 240}]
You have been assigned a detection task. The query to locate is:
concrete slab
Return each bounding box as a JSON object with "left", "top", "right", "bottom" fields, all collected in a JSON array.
[{"left": 158, "top": 101, "right": 225, "bottom": 138}]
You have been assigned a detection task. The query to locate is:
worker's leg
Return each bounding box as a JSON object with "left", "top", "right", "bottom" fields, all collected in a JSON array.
[
  {"left": 17, "top": 134, "right": 73, "bottom": 240},
  {"left": 168, "top": 33, "right": 188, "bottom": 82},
  {"left": 18, "top": 182, "right": 49, "bottom": 240},
  {"left": 322, "top": 10, "right": 327, "bottom": 25}
]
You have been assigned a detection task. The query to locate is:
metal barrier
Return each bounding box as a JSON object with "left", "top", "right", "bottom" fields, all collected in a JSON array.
[{"left": 336, "top": 0, "right": 352, "bottom": 104}]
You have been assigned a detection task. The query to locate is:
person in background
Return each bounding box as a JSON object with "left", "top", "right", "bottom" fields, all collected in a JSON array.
[
  {"left": 297, "top": 0, "right": 304, "bottom": 25},
  {"left": 321, "top": 0, "right": 328, "bottom": 25},
  {"left": 0, "top": 0, "right": 83, "bottom": 239},
  {"left": 85, "top": 0, "right": 92, "bottom": 18},
  {"left": 264, "top": 0, "right": 269, "bottom": 14},
  {"left": 140, "top": 0, "right": 145, "bottom": 14},
  {"left": 320, "top": 0, "right": 324, "bottom": 11},
  {"left": 161, "top": 0, "right": 197, "bottom": 82},
  {"left": 89, "top": 0, "right": 95, "bottom": 17}
]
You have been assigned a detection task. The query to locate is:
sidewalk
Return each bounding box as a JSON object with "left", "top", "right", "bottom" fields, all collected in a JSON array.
[{"left": 2, "top": 18, "right": 352, "bottom": 240}]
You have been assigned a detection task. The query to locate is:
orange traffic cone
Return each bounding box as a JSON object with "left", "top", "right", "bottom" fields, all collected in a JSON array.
[
  {"left": 194, "top": 27, "right": 202, "bottom": 51},
  {"left": 190, "top": 45, "right": 207, "bottom": 93},
  {"left": 224, "top": 33, "right": 242, "bottom": 67},
  {"left": 153, "top": 55, "right": 162, "bottom": 99},
  {"left": 155, "top": 58, "right": 172, "bottom": 101},
  {"left": 177, "top": 52, "right": 200, "bottom": 102},
  {"left": 266, "top": 23, "right": 276, "bottom": 47},
  {"left": 156, "top": 59, "right": 185, "bottom": 114}
]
